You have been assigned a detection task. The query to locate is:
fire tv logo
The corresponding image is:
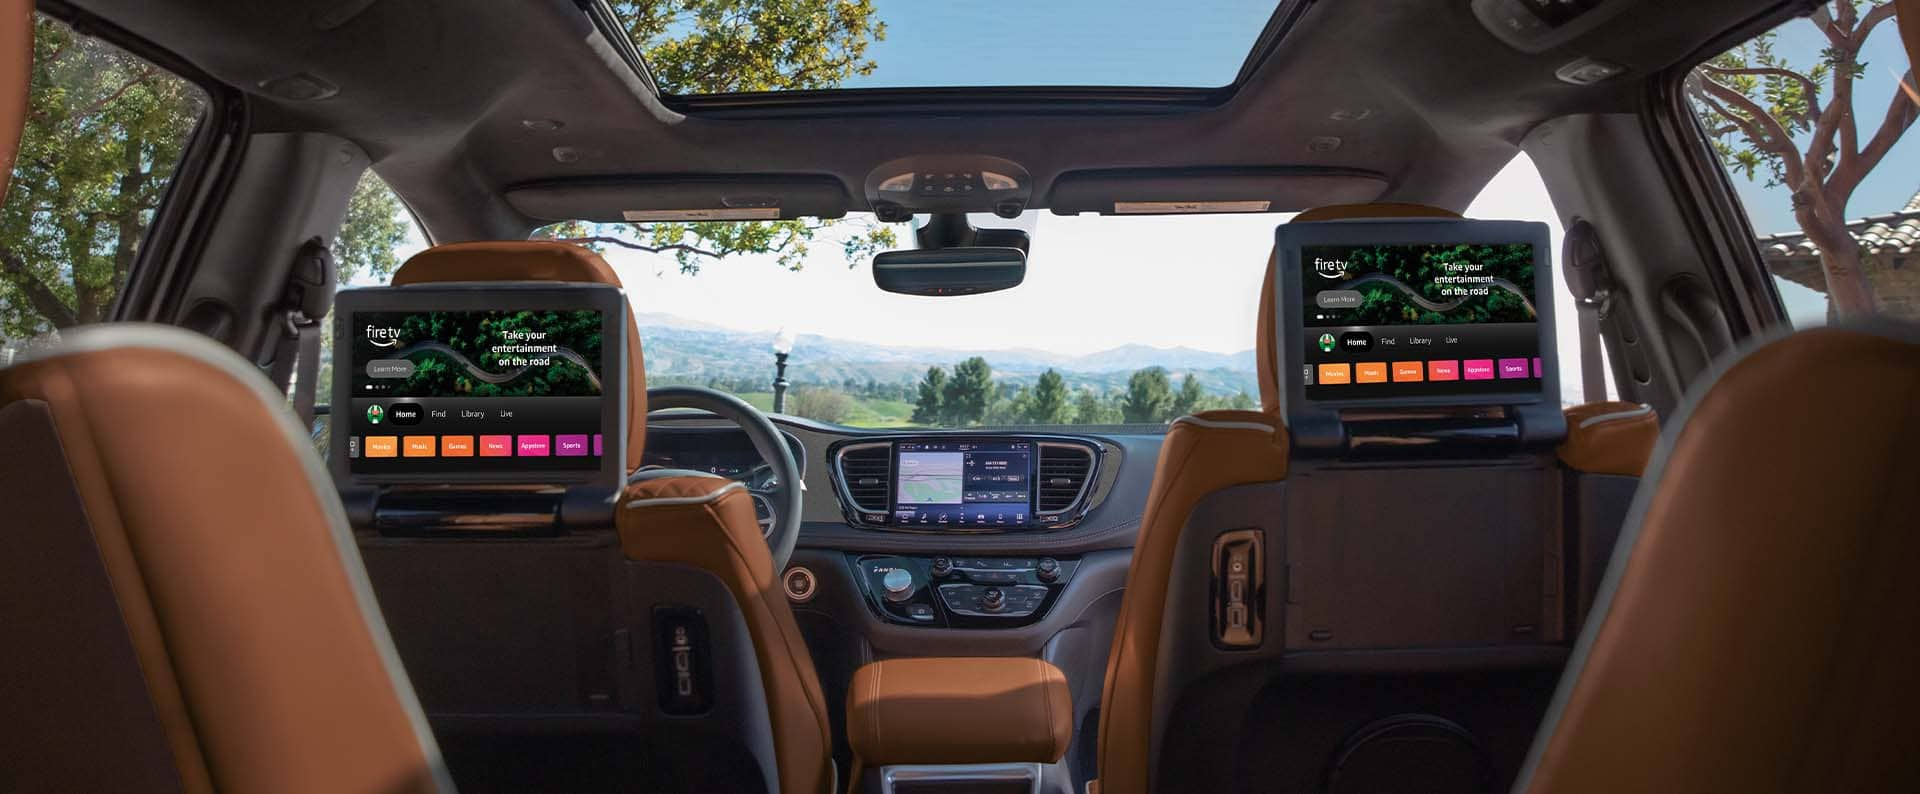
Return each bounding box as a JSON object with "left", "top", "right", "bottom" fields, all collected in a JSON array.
[
  {"left": 1312, "top": 257, "right": 1349, "bottom": 280},
  {"left": 365, "top": 325, "right": 403, "bottom": 348}
]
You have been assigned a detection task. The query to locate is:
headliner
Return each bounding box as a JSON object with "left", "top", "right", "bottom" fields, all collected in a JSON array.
[{"left": 64, "top": 0, "right": 1793, "bottom": 242}]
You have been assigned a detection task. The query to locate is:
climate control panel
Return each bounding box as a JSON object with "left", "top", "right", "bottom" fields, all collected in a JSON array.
[{"left": 851, "top": 554, "right": 1080, "bottom": 628}]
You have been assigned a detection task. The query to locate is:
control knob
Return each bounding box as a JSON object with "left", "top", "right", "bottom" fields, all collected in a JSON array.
[
  {"left": 930, "top": 556, "right": 954, "bottom": 578},
  {"left": 881, "top": 568, "right": 916, "bottom": 602},
  {"left": 1036, "top": 557, "right": 1060, "bottom": 583},
  {"left": 981, "top": 587, "right": 1006, "bottom": 612}
]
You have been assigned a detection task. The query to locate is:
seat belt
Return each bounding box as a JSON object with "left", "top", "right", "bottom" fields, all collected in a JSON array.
[
  {"left": 1561, "top": 220, "right": 1612, "bottom": 404},
  {"left": 268, "top": 238, "right": 337, "bottom": 428}
]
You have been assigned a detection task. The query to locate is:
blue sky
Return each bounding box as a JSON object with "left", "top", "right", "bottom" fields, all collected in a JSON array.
[{"left": 841, "top": 0, "right": 1279, "bottom": 89}]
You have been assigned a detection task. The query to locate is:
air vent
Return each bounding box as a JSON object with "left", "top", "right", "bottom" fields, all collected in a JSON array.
[
  {"left": 1037, "top": 443, "right": 1096, "bottom": 514},
  {"left": 837, "top": 444, "right": 892, "bottom": 513}
]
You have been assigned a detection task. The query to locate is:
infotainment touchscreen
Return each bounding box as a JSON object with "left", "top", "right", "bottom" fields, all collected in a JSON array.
[
  {"left": 330, "top": 284, "right": 626, "bottom": 486},
  {"left": 1291, "top": 229, "right": 1550, "bottom": 404},
  {"left": 892, "top": 440, "right": 1034, "bottom": 528}
]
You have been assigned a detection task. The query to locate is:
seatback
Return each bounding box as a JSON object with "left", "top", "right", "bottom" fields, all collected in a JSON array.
[
  {"left": 374, "top": 242, "right": 832, "bottom": 794},
  {"left": 1516, "top": 324, "right": 1920, "bottom": 792},
  {"left": 0, "top": 326, "right": 450, "bottom": 793},
  {"left": 1, "top": 0, "right": 23, "bottom": 201},
  {"left": 1096, "top": 203, "right": 1658, "bottom": 794}
]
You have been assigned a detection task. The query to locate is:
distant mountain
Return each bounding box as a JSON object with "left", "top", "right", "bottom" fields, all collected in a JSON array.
[{"left": 635, "top": 314, "right": 1260, "bottom": 396}]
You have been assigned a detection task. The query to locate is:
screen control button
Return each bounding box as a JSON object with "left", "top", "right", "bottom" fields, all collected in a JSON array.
[
  {"left": 1339, "top": 331, "right": 1374, "bottom": 353},
  {"left": 783, "top": 567, "right": 818, "bottom": 603},
  {"left": 387, "top": 402, "right": 425, "bottom": 425}
]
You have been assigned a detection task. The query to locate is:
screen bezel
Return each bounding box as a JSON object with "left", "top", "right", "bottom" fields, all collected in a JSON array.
[
  {"left": 887, "top": 437, "right": 1038, "bottom": 530},
  {"left": 1272, "top": 219, "right": 1558, "bottom": 415},
  {"left": 328, "top": 283, "right": 628, "bottom": 488}
]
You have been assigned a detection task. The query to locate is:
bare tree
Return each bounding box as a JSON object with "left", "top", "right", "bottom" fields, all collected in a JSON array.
[{"left": 1687, "top": 1, "right": 1917, "bottom": 316}]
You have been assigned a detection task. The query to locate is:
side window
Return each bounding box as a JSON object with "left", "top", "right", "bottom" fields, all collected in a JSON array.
[
  {"left": 314, "top": 171, "right": 426, "bottom": 406},
  {"left": 0, "top": 14, "right": 207, "bottom": 353},
  {"left": 1468, "top": 153, "right": 1618, "bottom": 405},
  {"left": 1686, "top": 2, "right": 1917, "bottom": 324}
]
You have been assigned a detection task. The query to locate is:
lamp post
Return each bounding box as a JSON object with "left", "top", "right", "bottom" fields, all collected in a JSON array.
[{"left": 771, "top": 328, "right": 795, "bottom": 414}]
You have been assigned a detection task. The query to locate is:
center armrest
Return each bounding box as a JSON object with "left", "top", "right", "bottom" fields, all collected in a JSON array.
[{"left": 847, "top": 656, "right": 1073, "bottom": 767}]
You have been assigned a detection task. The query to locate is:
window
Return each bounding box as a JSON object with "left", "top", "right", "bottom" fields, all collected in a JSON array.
[
  {"left": 0, "top": 14, "right": 207, "bottom": 357},
  {"left": 1467, "top": 153, "right": 1618, "bottom": 405},
  {"left": 518, "top": 213, "right": 1273, "bottom": 429},
  {"left": 313, "top": 172, "right": 428, "bottom": 405},
  {"left": 1684, "top": 1, "right": 1917, "bottom": 325},
  {"left": 609, "top": 0, "right": 1291, "bottom": 95}
]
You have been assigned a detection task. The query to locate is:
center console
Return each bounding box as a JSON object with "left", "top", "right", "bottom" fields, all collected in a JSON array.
[{"left": 850, "top": 554, "right": 1081, "bottom": 628}]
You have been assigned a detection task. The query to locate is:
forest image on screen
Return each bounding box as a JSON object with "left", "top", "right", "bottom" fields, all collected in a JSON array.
[
  {"left": 351, "top": 310, "right": 604, "bottom": 397},
  {"left": 1301, "top": 242, "right": 1541, "bottom": 401}
]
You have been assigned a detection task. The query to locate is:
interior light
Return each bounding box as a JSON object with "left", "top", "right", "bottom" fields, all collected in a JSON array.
[
  {"left": 981, "top": 171, "right": 1019, "bottom": 191},
  {"left": 877, "top": 173, "right": 916, "bottom": 192}
]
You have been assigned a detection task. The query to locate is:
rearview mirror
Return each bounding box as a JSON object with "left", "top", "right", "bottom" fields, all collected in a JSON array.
[{"left": 873, "top": 247, "right": 1027, "bottom": 296}]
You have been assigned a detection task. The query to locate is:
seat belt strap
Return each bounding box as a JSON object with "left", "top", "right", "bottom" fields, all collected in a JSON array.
[
  {"left": 1576, "top": 301, "right": 1606, "bottom": 404},
  {"left": 270, "top": 238, "right": 337, "bottom": 428}
]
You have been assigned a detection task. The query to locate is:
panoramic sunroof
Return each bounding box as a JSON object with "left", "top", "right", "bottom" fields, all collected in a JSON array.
[{"left": 609, "top": 0, "right": 1288, "bottom": 96}]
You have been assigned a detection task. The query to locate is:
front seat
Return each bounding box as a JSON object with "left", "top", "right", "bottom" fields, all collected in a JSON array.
[
  {"left": 1514, "top": 324, "right": 1920, "bottom": 791},
  {"left": 0, "top": 2, "right": 448, "bottom": 788},
  {"left": 0, "top": 326, "right": 453, "bottom": 793},
  {"left": 392, "top": 242, "right": 837, "bottom": 794}
]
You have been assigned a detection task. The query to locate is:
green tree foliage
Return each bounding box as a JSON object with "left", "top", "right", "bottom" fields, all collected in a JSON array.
[
  {"left": 1028, "top": 369, "right": 1073, "bottom": 424},
  {"left": 1073, "top": 388, "right": 1120, "bottom": 424},
  {"left": 1171, "top": 373, "right": 1205, "bottom": 418},
  {"left": 941, "top": 356, "right": 993, "bottom": 425},
  {"left": 0, "top": 18, "right": 204, "bottom": 337},
  {"left": 530, "top": 0, "right": 897, "bottom": 273},
  {"left": 335, "top": 173, "right": 412, "bottom": 284},
  {"left": 1324, "top": 243, "right": 1536, "bottom": 325},
  {"left": 788, "top": 386, "right": 853, "bottom": 423},
  {"left": 1686, "top": 1, "right": 1915, "bottom": 316},
  {"left": 1226, "top": 390, "right": 1255, "bottom": 411},
  {"left": 911, "top": 365, "right": 946, "bottom": 424},
  {"left": 1121, "top": 366, "right": 1174, "bottom": 424},
  {"left": 372, "top": 310, "right": 604, "bottom": 397}
]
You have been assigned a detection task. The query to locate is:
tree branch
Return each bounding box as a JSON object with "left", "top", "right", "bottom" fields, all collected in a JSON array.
[
  {"left": 1854, "top": 2, "right": 1899, "bottom": 45},
  {"left": 0, "top": 247, "right": 78, "bottom": 329},
  {"left": 58, "top": 67, "right": 159, "bottom": 132},
  {"left": 1829, "top": 68, "right": 1920, "bottom": 199},
  {"left": 1700, "top": 64, "right": 1823, "bottom": 120},
  {"left": 1698, "top": 76, "right": 1805, "bottom": 175},
  {"left": 549, "top": 236, "right": 725, "bottom": 259}
]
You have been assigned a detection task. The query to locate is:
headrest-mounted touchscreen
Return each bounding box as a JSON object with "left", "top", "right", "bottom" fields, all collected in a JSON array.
[
  {"left": 1271, "top": 218, "right": 1562, "bottom": 449},
  {"left": 328, "top": 283, "right": 628, "bottom": 489}
]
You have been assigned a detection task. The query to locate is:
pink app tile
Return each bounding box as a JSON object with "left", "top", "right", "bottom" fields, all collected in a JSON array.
[
  {"left": 1428, "top": 360, "right": 1460, "bottom": 381},
  {"left": 1463, "top": 359, "right": 1496, "bottom": 380},
  {"left": 479, "top": 435, "right": 513, "bottom": 457},
  {"left": 555, "top": 434, "right": 590, "bottom": 457},
  {"left": 593, "top": 434, "right": 603, "bottom": 456},
  {"left": 517, "top": 435, "right": 550, "bottom": 456},
  {"left": 1499, "top": 358, "right": 1531, "bottom": 379},
  {"left": 1532, "top": 357, "right": 1542, "bottom": 377}
]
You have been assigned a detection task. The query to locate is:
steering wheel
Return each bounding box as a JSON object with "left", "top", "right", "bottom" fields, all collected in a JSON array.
[{"left": 636, "top": 386, "right": 804, "bottom": 571}]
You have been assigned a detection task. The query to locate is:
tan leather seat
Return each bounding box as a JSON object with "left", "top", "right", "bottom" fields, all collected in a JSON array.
[
  {"left": 1094, "top": 202, "right": 1662, "bottom": 794},
  {"left": 393, "top": 242, "right": 835, "bottom": 794},
  {"left": 1516, "top": 324, "right": 1920, "bottom": 791},
  {"left": 0, "top": 327, "right": 452, "bottom": 793}
]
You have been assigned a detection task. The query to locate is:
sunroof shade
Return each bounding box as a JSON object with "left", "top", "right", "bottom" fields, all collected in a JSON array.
[{"left": 610, "top": 0, "right": 1287, "bottom": 96}]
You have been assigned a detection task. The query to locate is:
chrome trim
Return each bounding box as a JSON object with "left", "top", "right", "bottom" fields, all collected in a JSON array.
[
  {"left": 782, "top": 566, "right": 818, "bottom": 603},
  {"left": 879, "top": 762, "right": 1041, "bottom": 794}
]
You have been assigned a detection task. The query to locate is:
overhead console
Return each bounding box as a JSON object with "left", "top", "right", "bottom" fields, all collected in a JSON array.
[
  {"left": 1273, "top": 218, "right": 1567, "bottom": 454},
  {"left": 827, "top": 435, "right": 1103, "bottom": 531},
  {"left": 330, "top": 283, "right": 629, "bottom": 529}
]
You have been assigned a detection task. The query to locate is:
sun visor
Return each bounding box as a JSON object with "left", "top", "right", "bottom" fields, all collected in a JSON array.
[
  {"left": 1044, "top": 168, "right": 1388, "bottom": 216},
  {"left": 505, "top": 175, "right": 854, "bottom": 222}
]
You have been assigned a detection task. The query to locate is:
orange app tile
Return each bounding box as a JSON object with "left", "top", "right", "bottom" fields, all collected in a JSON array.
[
  {"left": 1355, "top": 362, "right": 1388, "bottom": 383},
  {"left": 1392, "top": 361, "right": 1424, "bottom": 382},
  {"left": 403, "top": 435, "right": 436, "bottom": 457},
  {"left": 365, "top": 436, "right": 398, "bottom": 458},
  {"left": 441, "top": 436, "right": 475, "bottom": 457},
  {"left": 1317, "top": 363, "right": 1351, "bottom": 385}
]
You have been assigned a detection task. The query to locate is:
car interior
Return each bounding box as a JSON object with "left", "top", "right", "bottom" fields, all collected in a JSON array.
[{"left": 1, "top": 1, "right": 1917, "bottom": 793}]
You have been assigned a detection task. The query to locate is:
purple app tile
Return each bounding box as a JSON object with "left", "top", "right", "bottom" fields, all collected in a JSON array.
[
  {"left": 1499, "top": 358, "right": 1531, "bottom": 379},
  {"left": 517, "top": 435, "right": 550, "bottom": 456},
  {"left": 593, "top": 434, "right": 603, "bottom": 456},
  {"left": 1463, "top": 359, "right": 1496, "bottom": 380},
  {"left": 555, "top": 434, "right": 590, "bottom": 457},
  {"left": 1532, "top": 357, "right": 1542, "bottom": 377}
]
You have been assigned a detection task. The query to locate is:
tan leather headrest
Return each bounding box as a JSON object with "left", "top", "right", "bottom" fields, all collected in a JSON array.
[
  {"left": 393, "top": 241, "right": 646, "bottom": 466},
  {"left": 0, "top": 0, "right": 30, "bottom": 203},
  {"left": 1258, "top": 203, "right": 1462, "bottom": 413}
]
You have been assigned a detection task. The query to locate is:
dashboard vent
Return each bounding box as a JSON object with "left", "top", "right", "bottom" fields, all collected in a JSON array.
[
  {"left": 837, "top": 444, "right": 892, "bottom": 513},
  {"left": 1037, "top": 443, "right": 1096, "bottom": 514}
]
